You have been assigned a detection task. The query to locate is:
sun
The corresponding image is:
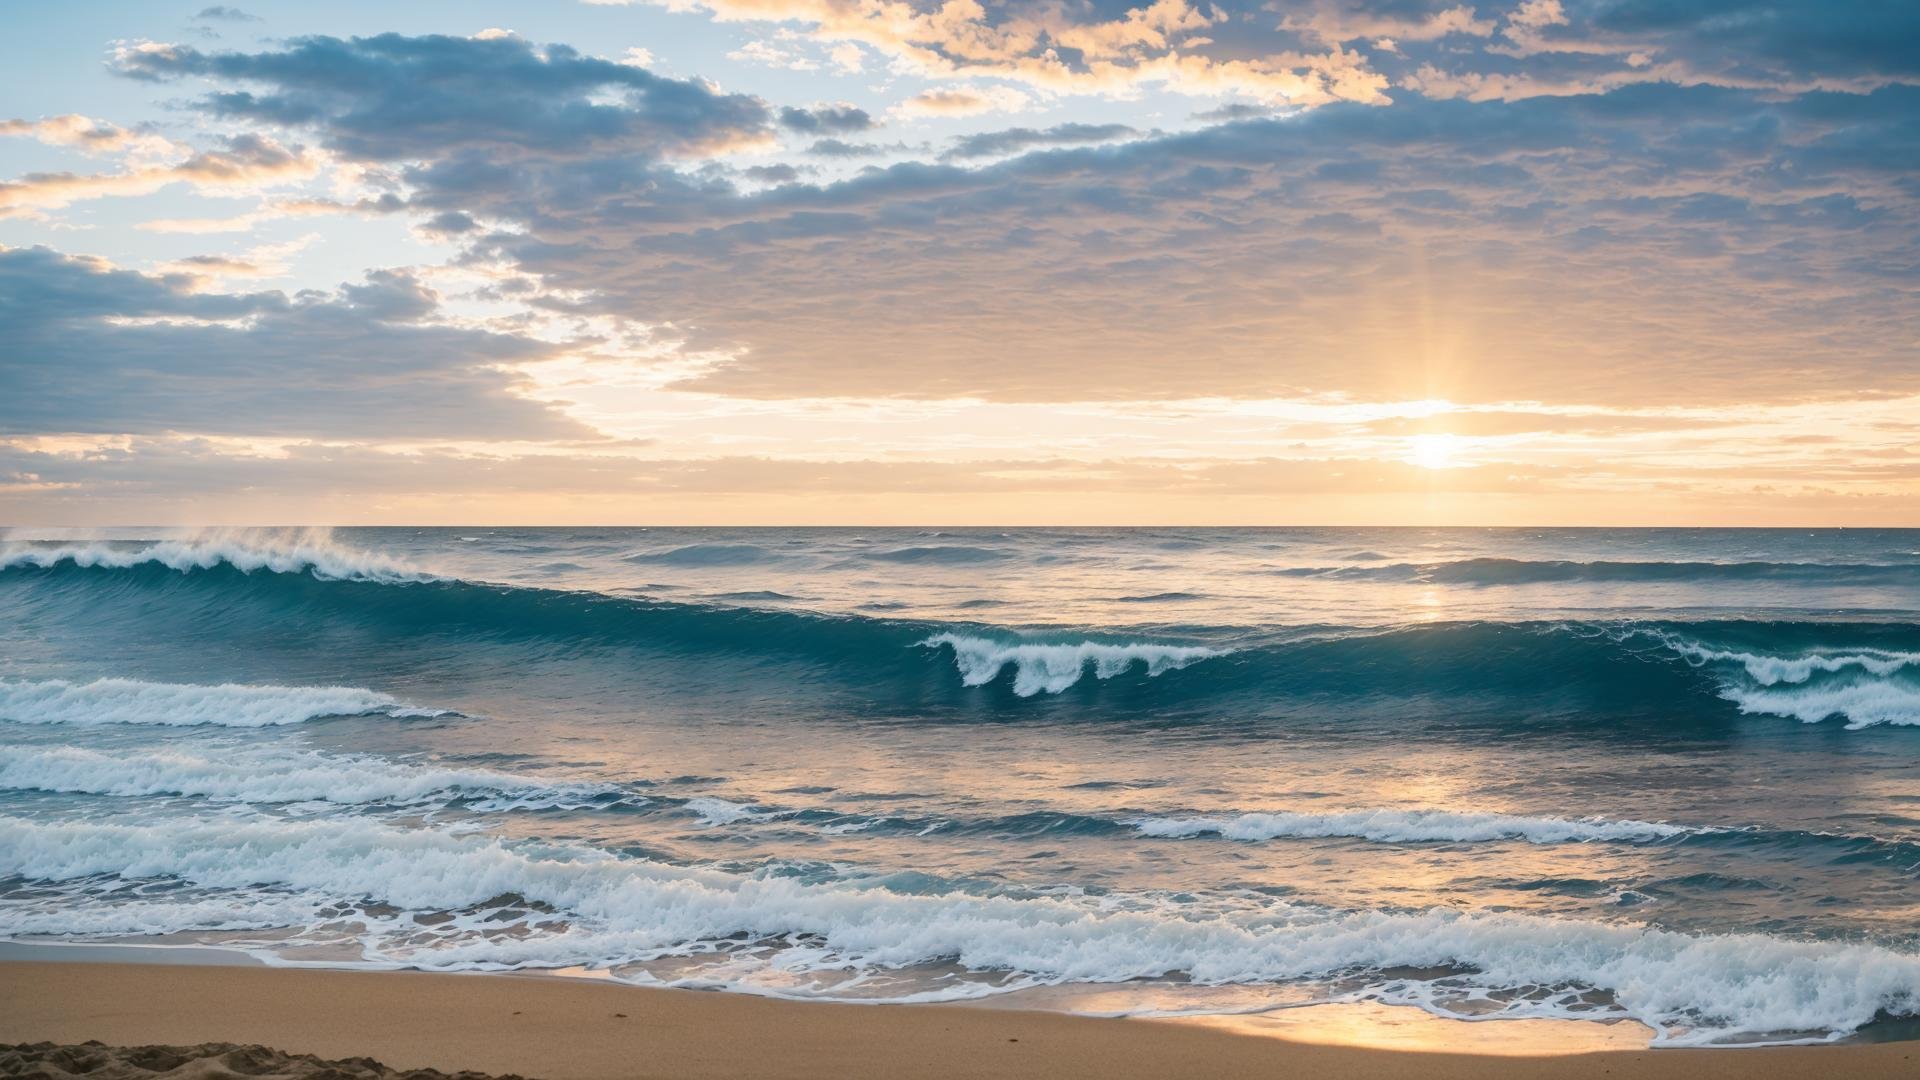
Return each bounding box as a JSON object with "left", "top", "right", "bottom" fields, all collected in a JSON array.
[{"left": 1407, "top": 432, "right": 1462, "bottom": 470}]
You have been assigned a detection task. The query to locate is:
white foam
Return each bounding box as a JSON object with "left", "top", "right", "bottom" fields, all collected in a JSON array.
[
  {"left": 0, "top": 744, "right": 611, "bottom": 809},
  {"left": 683, "top": 796, "right": 779, "bottom": 826},
  {"left": 1664, "top": 640, "right": 1920, "bottom": 686},
  {"left": 1654, "top": 636, "right": 1920, "bottom": 728},
  {"left": 0, "top": 526, "right": 431, "bottom": 582},
  {"left": 0, "top": 677, "right": 435, "bottom": 727},
  {"left": 1130, "top": 809, "right": 1697, "bottom": 844},
  {"left": 1720, "top": 681, "right": 1920, "bottom": 728},
  {"left": 2, "top": 814, "right": 1915, "bottom": 1045},
  {"left": 920, "top": 634, "right": 1224, "bottom": 696}
]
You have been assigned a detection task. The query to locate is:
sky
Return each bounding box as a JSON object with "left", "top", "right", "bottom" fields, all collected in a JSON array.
[{"left": 1, "top": 0, "right": 1916, "bottom": 525}]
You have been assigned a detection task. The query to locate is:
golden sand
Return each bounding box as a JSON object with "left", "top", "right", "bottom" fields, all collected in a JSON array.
[{"left": 1, "top": 962, "right": 1912, "bottom": 1080}]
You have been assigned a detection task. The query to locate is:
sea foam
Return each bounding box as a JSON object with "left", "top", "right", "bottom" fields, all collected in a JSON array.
[
  {"left": 920, "top": 634, "right": 1224, "bottom": 696},
  {"left": 0, "top": 527, "right": 431, "bottom": 582},
  {"left": 1657, "top": 636, "right": 1920, "bottom": 727},
  {"left": 0, "top": 744, "right": 611, "bottom": 809},
  {"left": 0, "top": 677, "right": 437, "bottom": 727},
  {"left": 2, "top": 814, "right": 1916, "bottom": 1045}
]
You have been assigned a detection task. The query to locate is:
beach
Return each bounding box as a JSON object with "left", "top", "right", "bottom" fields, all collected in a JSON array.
[{"left": 2, "top": 961, "right": 1913, "bottom": 1080}]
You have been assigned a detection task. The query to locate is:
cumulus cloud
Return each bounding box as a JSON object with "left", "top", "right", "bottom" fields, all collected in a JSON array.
[
  {"left": 0, "top": 8, "right": 1910, "bottom": 529},
  {"left": 0, "top": 114, "right": 174, "bottom": 157},
  {"left": 0, "top": 246, "right": 584, "bottom": 439},
  {"left": 113, "top": 34, "right": 775, "bottom": 161},
  {"left": 64, "top": 29, "right": 1919, "bottom": 414},
  {"left": 892, "top": 85, "right": 1033, "bottom": 118},
  {"left": 621, "top": 0, "right": 1392, "bottom": 106},
  {"left": 777, "top": 104, "right": 875, "bottom": 134},
  {"left": 942, "top": 122, "right": 1138, "bottom": 160},
  {"left": 0, "top": 132, "right": 316, "bottom": 217},
  {"left": 436, "top": 83, "right": 1920, "bottom": 406}
]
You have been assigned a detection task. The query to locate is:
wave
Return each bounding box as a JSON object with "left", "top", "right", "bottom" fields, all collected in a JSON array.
[
  {"left": 0, "top": 678, "right": 438, "bottom": 727},
  {"left": 1276, "top": 557, "right": 1920, "bottom": 586},
  {"left": 861, "top": 545, "right": 1008, "bottom": 564},
  {"left": 1665, "top": 641, "right": 1920, "bottom": 686},
  {"left": 918, "top": 634, "right": 1226, "bottom": 697},
  {"left": 623, "top": 543, "right": 784, "bottom": 566},
  {"left": 1652, "top": 633, "right": 1920, "bottom": 728},
  {"left": 3, "top": 814, "right": 1916, "bottom": 1044},
  {"left": 682, "top": 796, "right": 780, "bottom": 826},
  {"left": 1130, "top": 809, "right": 1698, "bottom": 845},
  {"left": 1718, "top": 681, "right": 1920, "bottom": 728},
  {"left": 0, "top": 527, "right": 430, "bottom": 583},
  {"left": 7, "top": 543, "right": 1920, "bottom": 726},
  {"left": 0, "top": 744, "right": 614, "bottom": 810}
]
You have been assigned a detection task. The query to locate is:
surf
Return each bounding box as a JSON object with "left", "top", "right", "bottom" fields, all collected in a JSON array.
[{"left": 4, "top": 812, "right": 1916, "bottom": 1045}]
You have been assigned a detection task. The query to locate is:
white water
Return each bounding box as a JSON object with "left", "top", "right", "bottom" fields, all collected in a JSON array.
[
  {"left": 0, "top": 527, "right": 432, "bottom": 582},
  {"left": 3, "top": 813, "right": 1916, "bottom": 1045},
  {"left": 920, "top": 634, "right": 1224, "bottom": 696},
  {"left": 0, "top": 677, "right": 437, "bottom": 727},
  {"left": 0, "top": 743, "right": 612, "bottom": 809}
]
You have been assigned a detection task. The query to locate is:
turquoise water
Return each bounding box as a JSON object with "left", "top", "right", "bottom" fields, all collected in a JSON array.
[{"left": 1, "top": 526, "right": 1917, "bottom": 1045}]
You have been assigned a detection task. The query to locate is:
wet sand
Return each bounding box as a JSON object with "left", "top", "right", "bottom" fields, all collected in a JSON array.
[{"left": 1, "top": 961, "right": 1913, "bottom": 1080}]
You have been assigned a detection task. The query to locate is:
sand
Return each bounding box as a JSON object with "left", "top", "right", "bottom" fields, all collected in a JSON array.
[{"left": 1, "top": 961, "right": 1913, "bottom": 1080}]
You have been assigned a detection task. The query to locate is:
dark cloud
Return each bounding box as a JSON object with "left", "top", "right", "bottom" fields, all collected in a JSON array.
[
  {"left": 419, "top": 209, "right": 479, "bottom": 234},
  {"left": 115, "top": 34, "right": 773, "bottom": 162},
  {"left": 942, "top": 123, "right": 1138, "bottom": 160},
  {"left": 803, "top": 138, "right": 894, "bottom": 158},
  {"left": 0, "top": 247, "right": 583, "bottom": 439},
  {"left": 742, "top": 163, "right": 802, "bottom": 184},
  {"left": 1585, "top": 0, "right": 1920, "bottom": 86},
  {"left": 777, "top": 104, "right": 874, "bottom": 134},
  {"left": 193, "top": 5, "right": 258, "bottom": 22}
]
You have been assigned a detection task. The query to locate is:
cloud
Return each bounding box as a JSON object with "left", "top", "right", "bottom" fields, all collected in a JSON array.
[
  {"left": 413, "top": 83, "right": 1913, "bottom": 407},
  {"left": 0, "top": 133, "right": 316, "bottom": 216},
  {"left": 112, "top": 34, "right": 775, "bottom": 162},
  {"left": 892, "top": 85, "right": 1032, "bottom": 118},
  {"left": 0, "top": 114, "right": 175, "bottom": 158},
  {"left": 942, "top": 122, "right": 1138, "bottom": 160},
  {"left": 193, "top": 6, "right": 260, "bottom": 21},
  {"left": 802, "top": 138, "right": 908, "bottom": 158},
  {"left": 0, "top": 246, "right": 584, "bottom": 439},
  {"left": 778, "top": 104, "right": 875, "bottom": 134}
]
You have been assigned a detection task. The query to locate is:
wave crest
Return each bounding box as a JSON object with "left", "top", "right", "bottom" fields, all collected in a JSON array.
[
  {"left": 919, "top": 634, "right": 1226, "bottom": 696},
  {"left": 1655, "top": 634, "right": 1920, "bottom": 728},
  {"left": 0, "top": 744, "right": 611, "bottom": 809},
  {"left": 0, "top": 677, "right": 437, "bottom": 727},
  {"left": 0, "top": 527, "right": 431, "bottom": 582}
]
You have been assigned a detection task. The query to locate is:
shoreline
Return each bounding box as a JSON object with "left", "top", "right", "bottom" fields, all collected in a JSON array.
[{"left": 3, "top": 960, "right": 1914, "bottom": 1080}]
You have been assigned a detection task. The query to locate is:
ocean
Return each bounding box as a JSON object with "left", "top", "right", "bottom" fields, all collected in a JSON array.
[{"left": 1, "top": 526, "right": 1917, "bottom": 1047}]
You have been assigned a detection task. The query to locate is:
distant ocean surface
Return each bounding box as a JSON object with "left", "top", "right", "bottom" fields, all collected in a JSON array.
[{"left": 3, "top": 526, "right": 1919, "bottom": 1047}]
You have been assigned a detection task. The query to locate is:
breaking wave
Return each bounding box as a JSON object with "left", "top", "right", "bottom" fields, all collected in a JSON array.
[
  {"left": 3, "top": 813, "right": 1916, "bottom": 1045},
  {"left": 0, "top": 527, "right": 431, "bottom": 583},
  {"left": 0, "top": 678, "right": 439, "bottom": 728},
  {"left": 5, "top": 537, "right": 1919, "bottom": 726},
  {"left": 918, "top": 634, "right": 1226, "bottom": 696},
  {"left": 0, "top": 743, "right": 614, "bottom": 810}
]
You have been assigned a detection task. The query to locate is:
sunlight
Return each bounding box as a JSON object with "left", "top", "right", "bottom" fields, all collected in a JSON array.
[{"left": 1407, "top": 432, "right": 1462, "bottom": 470}]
